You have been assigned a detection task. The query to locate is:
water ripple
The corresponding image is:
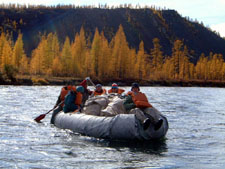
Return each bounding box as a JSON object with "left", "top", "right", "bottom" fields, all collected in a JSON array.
[{"left": 0, "top": 86, "right": 225, "bottom": 168}]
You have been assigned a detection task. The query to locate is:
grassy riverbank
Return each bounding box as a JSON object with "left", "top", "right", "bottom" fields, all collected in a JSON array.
[{"left": 1, "top": 75, "right": 225, "bottom": 87}]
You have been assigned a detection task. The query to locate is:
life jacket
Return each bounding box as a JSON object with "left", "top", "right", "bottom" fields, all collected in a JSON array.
[
  {"left": 64, "top": 90, "right": 77, "bottom": 106},
  {"left": 127, "top": 91, "right": 152, "bottom": 108},
  {"left": 75, "top": 92, "right": 82, "bottom": 106},
  {"left": 93, "top": 89, "right": 107, "bottom": 96},
  {"left": 60, "top": 85, "right": 76, "bottom": 107},
  {"left": 108, "top": 88, "right": 125, "bottom": 94},
  {"left": 63, "top": 89, "right": 83, "bottom": 113}
]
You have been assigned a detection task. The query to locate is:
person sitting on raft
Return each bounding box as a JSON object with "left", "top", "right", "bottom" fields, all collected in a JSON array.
[
  {"left": 108, "top": 83, "right": 125, "bottom": 94},
  {"left": 92, "top": 84, "right": 107, "bottom": 96},
  {"left": 54, "top": 85, "right": 76, "bottom": 109},
  {"left": 51, "top": 85, "right": 76, "bottom": 124},
  {"left": 123, "top": 83, "right": 163, "bottom": 130},
  {"left": 123, "top": 83, "right": 151, "bottom": 111},
  {"left": 80, "top": 78, "right": 93, "bottom": 108},
  {"left": 63, "top": 86, "right": 84, "bottom": 113}
]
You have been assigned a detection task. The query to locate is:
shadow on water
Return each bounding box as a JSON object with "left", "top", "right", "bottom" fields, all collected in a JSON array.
[
  {"left": 103, "top": 139, "right": 167, "bottom": 155},
  {"left": 50, "top": 126, "right": 168, "bottom": 159},
  {"left": 76, "top": 134, "right": 168, "bottom": 155}
]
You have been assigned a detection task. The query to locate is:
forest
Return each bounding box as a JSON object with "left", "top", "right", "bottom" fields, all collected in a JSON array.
[
  {"left": 1, "top": 4, "right": 225, "bottom": 63},
  {"left": 0, "top": 24, "right": 225, "bottom": 85}
]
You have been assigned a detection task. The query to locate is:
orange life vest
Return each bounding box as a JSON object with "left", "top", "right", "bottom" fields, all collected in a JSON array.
[
  {"left": 127, "top": 91, "right": 152, "bottom": 108},
  {"left": 63, "top": 88, "right": 83, "bottom": 112},
  {"left": 93, "top": 89, "right": 107, "bottom": 96},
  {"left": 108, "top": 88, "right": 125, "bottom": 94},
  {"left": 75, "top": 92, "right": 82, "bottom": 106},
  {"left": 60, "top": 85, "right": 76, "bottom": 107}
]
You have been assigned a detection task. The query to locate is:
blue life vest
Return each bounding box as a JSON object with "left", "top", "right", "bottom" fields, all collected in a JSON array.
[{"left": 63, "top": 91, "right": 78, "bottom": 113}]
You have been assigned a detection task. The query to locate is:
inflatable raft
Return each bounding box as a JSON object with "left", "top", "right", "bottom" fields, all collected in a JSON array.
[{"left": 51, "top": 107, "right": 169, "bottom": 141}]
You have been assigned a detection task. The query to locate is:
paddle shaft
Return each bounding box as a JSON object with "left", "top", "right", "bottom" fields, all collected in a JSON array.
[
  {"left": 51, "top": 101, "right": 64, "bottom": 113},
  {"left": 87, "top": 78, "right": 96, "bottom": 88},
  {"left": 45, "top": 107, "right": 55, "bottom": 115},
  {"left": 34, "top": 101, "right": 64, "bottom": 122},
  {"left": 47, "top": 101, "right": 64, "bottom": 114}
]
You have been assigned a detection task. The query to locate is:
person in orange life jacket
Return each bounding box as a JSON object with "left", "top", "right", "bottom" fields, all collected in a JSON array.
[
  {"left": 63, "top": 86, "right": 84, "bottom": 113},
  {"left": 123, "top": 83, "right": 163, "bottom": 130},
  {"left": 54, "top": 85, "right": 76, "bottom": 108},
  {"left": 51, "top": 85, "right": 76, "bottom": 124},
  {"left": 80, "top": 79, "right": 93, "bottom": 108},
  {"left": 92, "top": 84, "right": 107, "bottom": 96},
  {"left": 108, "top": 83, "right": 125, "bottom": 94},
  {"left": 123, "top": 83, "right": 151, "bottom": 111}
]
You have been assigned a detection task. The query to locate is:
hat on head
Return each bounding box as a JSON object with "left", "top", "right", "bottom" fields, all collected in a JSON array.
[
  {"left": 96, "top": 84, "right": 102, "bottom": 88},
  {"left": 112, "top": 83, "right": 118, "bottom": 89},
  {"left": 80, "top": 79, "right": 87, "bottom": 89},
  {"left": 71, "top": 86, "right": 76, "bottom": 92},
  {"left": 131, "top": 82, "right": 140, "bottom": 90},
  {"left": 76, "top": 86, "right": 84, "bottom": 93}
]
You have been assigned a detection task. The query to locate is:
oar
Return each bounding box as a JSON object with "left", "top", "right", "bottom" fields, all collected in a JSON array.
[
  {"left": 34, "top": 101, "right": 64, "bottom": 123},
  {"left": 86, "top": 77, "right": 96, "bottom": 87}
]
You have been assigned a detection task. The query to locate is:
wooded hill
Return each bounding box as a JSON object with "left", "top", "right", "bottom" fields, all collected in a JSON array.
[
  {"left": 0, "top": 4, "right": 225, "bottom": 63},
  {"left": 1, "top": 4, "right": 225, "bottom": 86}
]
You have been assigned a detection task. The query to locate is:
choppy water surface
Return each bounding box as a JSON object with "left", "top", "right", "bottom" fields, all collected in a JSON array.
[{"left": 0, "top": 86, "right": 225, "bottom": 168}]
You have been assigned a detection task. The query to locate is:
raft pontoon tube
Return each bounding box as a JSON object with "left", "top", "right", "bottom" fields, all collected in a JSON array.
[{"left": 52, "top": 111, "right": 168, "bottom": 141}]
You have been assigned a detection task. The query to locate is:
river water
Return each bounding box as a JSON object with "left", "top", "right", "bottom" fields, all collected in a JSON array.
[{"left": 0, "top": 86, "right": 225, "bottom": 169}]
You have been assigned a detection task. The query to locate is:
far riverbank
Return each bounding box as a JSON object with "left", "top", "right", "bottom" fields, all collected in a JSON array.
[{"left": 1, "top": 75, "right": 225, "bottom": 87}]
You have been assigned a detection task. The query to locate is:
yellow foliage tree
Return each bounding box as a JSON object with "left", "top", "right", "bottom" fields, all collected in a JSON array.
[
  {"left": 98, "top": 31, "right": 111, "bottom": 79},
  {"left": 52, "top": 56, "right": 63, "bottom": 76},
  {"left": 195, "top": 53, "right": 208, "bottom": 80},
  {"left": 127, "top": 48, "right": 137, "bottom": 79},
  {"left": 208, "top": 54, "right": 224, "bottom": 80},
  {"left": 111, "top": 24, "right": 130, "bottom": 79},
  {"left": 71, "top": 27, "right": 87, "bottom": 77},
  {"left": 61, "top": 37, "right": 73, "bottom": 76},
  {"left": 0, "top": 33, "right": 7, "bottom": 71},
  {"left": 189, "top": 62, "right": 195, "bottom": 80},
  {"left": 19, "top": 55, "right": 29, "bottom": 74},
  {"left": 30, "top": 47, "right": 44, "bottom": 75},
  {"left": 30, "top": 35, "right": 47, "bottom": 75},
  {"left": 150, "top": 38, "right": 163, "bottom": 72},
  {"left": 90, "top": 28, "right": 101, "bottom": 77},
  {"left": 12, "top": 33, "right": 26, "bottom": 70},
  {"left": 2, "top": 38, "right": 13, "bottom": 67},
  {"left": 221, "top": 63, "right": 225, "bottom": 81},
  {"left": 162, "top": 57, "right": 175, "bottom": 80},
  {"left": 171, "top": 40, "right": 184, "bottom": 79},
  {"left": 179, "top": 46, "right": 190, "bottom": 80},
  {"left": 0, "top": 33, "right": 14, "bottom": 73},
  {"left": 49, "top": 33, "right": 60, "bottom": 75},
  {"left": 135, "top": 41, "right": 147, "bottom": 80}
]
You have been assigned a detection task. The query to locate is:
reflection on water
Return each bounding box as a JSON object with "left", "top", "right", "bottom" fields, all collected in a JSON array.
[
  {"left": 1, "top": 86, "right": 225, "bottom": 168},
  {"left": 79, "top": 136, "right": 168, "bottom": 155}
]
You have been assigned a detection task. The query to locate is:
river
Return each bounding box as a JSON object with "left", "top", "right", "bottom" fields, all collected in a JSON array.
[{"left": 0, "top": 86, "right": 225, "bottom": 168}]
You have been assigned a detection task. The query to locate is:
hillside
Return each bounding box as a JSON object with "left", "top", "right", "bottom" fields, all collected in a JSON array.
[{"left": 0, "top": 6, "right": 225, "bottom": 63}]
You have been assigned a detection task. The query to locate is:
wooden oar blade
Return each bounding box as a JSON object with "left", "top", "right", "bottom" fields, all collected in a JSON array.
[{"left": 34, "top": 114, "right": 46, "bottom": 123}]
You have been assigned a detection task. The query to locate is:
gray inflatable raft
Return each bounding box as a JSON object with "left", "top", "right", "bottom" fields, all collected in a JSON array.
[{"left": 52, "top": 111, "right": 169, "bottom": 141}]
